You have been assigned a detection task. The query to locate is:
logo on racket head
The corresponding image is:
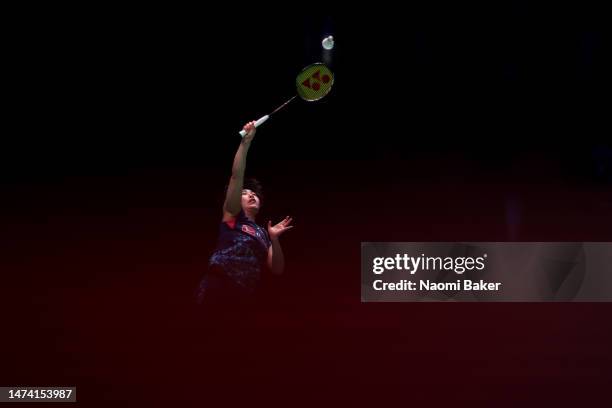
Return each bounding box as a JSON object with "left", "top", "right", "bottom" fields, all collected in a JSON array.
[{"left": 296, "top": 63, "right": 334, "bottom": 101}]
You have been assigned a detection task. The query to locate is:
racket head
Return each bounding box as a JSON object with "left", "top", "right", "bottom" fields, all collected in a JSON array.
[{"left": 295, "top": 62, "right": 334, "bottom": 101}]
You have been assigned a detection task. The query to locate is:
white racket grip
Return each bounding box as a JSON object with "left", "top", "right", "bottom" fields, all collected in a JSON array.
[{"left": 239, "top": 115, "right": 270, "bottom": 137}]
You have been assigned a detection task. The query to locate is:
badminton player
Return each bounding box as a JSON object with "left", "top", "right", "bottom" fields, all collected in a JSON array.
[{"left": 196, "top": 121, "right": 294, "bottom": 309}]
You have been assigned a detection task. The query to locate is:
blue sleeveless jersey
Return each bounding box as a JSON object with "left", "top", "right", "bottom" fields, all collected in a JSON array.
[{"left": 208, "top": 210, "right": 271, "bottom": 292}]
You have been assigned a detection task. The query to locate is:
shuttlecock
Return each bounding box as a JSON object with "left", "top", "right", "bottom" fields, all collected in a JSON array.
[{"left": 322, "top": 35, "right": 334, "bottom": 50}]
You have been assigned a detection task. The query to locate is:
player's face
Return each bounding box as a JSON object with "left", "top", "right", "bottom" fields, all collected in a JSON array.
[{"left": 241, "top": 189, "right": 260, "bottom": 213}]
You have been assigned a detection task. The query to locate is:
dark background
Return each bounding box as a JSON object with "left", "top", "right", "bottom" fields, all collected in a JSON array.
[{"left": 2, "top": 7, "right": 611, "bottom": 406}]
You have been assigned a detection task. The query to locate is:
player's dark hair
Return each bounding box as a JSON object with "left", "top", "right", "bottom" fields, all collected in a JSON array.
[
  {"left": 223, "top": 177, "right": 264, "bottom": 206},
  {"left": 243, "top": 178, "right": 264, "bottom": 205}
]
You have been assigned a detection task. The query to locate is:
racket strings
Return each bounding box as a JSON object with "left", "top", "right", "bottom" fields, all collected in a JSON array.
[{"left": 296, "top": 63, "right": 334, "bottom": 101}]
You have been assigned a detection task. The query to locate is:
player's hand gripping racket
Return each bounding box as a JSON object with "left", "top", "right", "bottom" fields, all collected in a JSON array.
[{"left": 239, "top": 62, "right": 334, "bottom": 137}]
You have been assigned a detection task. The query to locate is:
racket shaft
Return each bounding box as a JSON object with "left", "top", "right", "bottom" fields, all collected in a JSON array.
[{"left": 270, "top": 95, "right": 297, "bottom": 115}]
